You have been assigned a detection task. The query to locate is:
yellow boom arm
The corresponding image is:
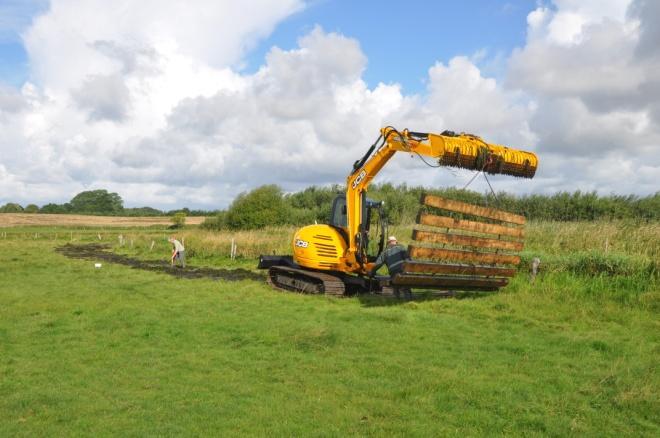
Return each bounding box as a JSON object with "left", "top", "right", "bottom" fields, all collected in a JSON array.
[{"left": 344, "top": 127, "right": 538, "bottom": 271}]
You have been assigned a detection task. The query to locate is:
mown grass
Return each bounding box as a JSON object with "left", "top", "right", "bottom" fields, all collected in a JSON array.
[{"left": 0, "top": 222, "right": 658, "bottom": 436}]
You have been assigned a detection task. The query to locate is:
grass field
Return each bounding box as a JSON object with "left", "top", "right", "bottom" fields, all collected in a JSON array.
[{"left": 0, "top": 221, "right": 658, "bottom": 436}]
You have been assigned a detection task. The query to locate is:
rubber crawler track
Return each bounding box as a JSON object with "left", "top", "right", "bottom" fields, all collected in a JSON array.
[{"left": 267, "top": 266, "right": 345, "bottom": 296}]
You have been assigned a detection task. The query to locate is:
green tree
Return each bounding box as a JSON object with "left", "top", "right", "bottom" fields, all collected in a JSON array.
[
  {"left": 69, "top": 190, "right": 123, "bottom": 214},
  {"left": 24, "top": 204, "right": 39, "bottom": 213},
  {"left": 225, "top": 185, "right": 290, "bottom": 230},
  {"left": 40, "top": 203, "right": 72, "bottom": 214},
  {"left": 0, "top": 203, "right": 24, "bottom": 213}
]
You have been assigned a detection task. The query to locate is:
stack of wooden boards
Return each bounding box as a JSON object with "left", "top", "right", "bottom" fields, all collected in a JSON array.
[{"left": 392, "top": 194, "right": 526, "bottom": 291}]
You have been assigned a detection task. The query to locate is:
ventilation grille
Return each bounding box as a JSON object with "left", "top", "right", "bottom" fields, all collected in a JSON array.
[{"left": 314, "top": 241, "right": 338, "bottom": 258}]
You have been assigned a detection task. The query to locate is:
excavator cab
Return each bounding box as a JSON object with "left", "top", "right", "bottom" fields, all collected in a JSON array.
[{"left": 329, "top": 193, "right": 386, "bottom": 263}]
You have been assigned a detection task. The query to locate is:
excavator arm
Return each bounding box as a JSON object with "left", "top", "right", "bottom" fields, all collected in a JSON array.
[{"left": 345, "top": 127, "right": 538, "bottom": 272}]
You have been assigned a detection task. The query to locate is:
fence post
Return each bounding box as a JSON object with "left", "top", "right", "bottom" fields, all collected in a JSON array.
[
  {"left": 530, "top": 257, "right": 541, "bottom": 283},
  {"left": 231, "top": 238, "right": 237, "bottom": 260}
]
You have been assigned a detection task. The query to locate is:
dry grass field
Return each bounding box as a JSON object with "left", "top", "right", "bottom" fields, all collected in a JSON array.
[{"left": 0, "top": 213, "right": 206, "bottom": 227}]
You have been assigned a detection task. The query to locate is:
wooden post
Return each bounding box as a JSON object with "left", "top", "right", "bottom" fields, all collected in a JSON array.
[
  {"left": 97, "top": 233, "right": 102, "bottom": 241},
  {"left": 531, "top": 257, "right": 541, "bottom": 283},
  {"left": 604, "top": 237, "right": 609, "bottom": 254},
  {"left": 150, "top": 240, "right": 155, "bottom": 251}
]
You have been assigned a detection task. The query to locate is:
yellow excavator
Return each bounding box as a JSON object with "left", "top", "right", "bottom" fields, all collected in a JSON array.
[{"left": 258, "top": 127, "right": 538, "bottom": 295}]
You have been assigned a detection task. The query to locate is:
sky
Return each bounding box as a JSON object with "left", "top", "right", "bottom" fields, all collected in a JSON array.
[{"left": 0, "top": 0, "right": 658, "bottom": 209}]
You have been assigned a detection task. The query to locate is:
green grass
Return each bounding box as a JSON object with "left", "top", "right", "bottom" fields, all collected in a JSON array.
[{"left": 1, "top": 225, "right": 659, "bottom": 436}]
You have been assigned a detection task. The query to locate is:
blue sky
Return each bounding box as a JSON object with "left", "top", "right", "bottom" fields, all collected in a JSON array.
[
  {"left": 245, "top": 0, "right": 537, "bottom": 92},
  {"left": 0, "top": 0, "right": 47, "bottom": 86}
]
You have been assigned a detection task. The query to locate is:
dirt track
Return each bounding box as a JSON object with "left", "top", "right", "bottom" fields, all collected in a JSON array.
[
  {"left": 0, "top": 213, "right": 206, "bottom": 227},
  {"left": 56, "top": 243, "right": 264, "bottom": 281}
]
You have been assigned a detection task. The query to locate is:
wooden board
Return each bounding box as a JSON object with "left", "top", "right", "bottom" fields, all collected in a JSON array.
[
  {"left": 412, "top": 230, "right": 524, "bottom": 252},
  {"left": 417, "top": 212, "right": 524, "bottom": 239},
  {"left": 409, "top": 245, "right": 521, "bottom": 266},
  {"left": 391, "top": 274, "right": 508, "bottom": 291},
  {"left": 422, "top": 194, "right": 525, "bottom": 225},
  {"left": 403, "top": 261, "right": 516, "bottom": 277}
]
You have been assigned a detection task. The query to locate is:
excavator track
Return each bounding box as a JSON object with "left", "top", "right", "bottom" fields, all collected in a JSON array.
[{"left": 267, "top": 266, "right": 346, "bottom": 296}]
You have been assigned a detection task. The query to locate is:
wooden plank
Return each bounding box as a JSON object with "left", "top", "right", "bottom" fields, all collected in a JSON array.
[
  {"left": 418, "top": 212, "right": 524, "bottom": 239},
  {"left": 403, "top": 261, "right": 516, "bottom": 277},
  {"left": 422, "top": 194, "right": 525, "bottom": 225},
  {"left": 409, "top": 245, "right": 521, "bottom": 266},
  {"left": 391, "top": 274, "right": 508, "bottom": 291},
  {"left": 412, "top": 230, "right": 524, "bottom": 252}
]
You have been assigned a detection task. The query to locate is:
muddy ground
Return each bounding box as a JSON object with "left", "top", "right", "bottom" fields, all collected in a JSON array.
[{"left": 56, "top": 243, "right": 264, "bottom": 282}]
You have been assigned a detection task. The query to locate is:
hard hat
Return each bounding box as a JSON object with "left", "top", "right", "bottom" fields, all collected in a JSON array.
[{"left": 388, "top": 236, "right": 397, "bottom": 242}]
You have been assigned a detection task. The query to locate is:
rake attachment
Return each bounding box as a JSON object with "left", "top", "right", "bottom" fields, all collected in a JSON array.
[
  {"left": 431, "top": 132, "right": 538, "bottom": 179},
  {"left": 395, "top": 194, "right": 526, "bottom": 292}
]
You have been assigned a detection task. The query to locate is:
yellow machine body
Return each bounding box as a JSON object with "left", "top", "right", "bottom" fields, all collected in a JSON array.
[{"left": 292, "top": 224, "right": 348, "bottom": 271}]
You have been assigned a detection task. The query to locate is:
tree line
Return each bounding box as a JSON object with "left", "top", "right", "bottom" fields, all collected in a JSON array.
[
  {"left": 201, "top": 184, "right": 660, "bottom": 230},
  {"left": 3, "top": 186, "right": 658, "bottom": 227},
  {"left": 0, "top": 189, "right": 210, "bottom": 217}
]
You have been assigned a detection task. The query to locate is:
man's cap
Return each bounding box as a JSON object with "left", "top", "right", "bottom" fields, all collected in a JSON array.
[{"left": 388, "top": 236, "right": 397, "bottom": 242}]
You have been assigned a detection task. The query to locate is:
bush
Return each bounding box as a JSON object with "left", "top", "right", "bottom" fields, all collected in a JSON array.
[
  {"left": 200, "top": 211, "right": 228, "bottom": 230},
  {"left": 171, "top": 212, "right": 187, "bottom": 228},
  {"left": 123, "top": 207, "right": 163, "bottom": 216},
  {"left": 39, "top": 203, "right": 72, "bottom": 214},
  {"left": 225, "top": 185, "right": 290, "bottom": 230},
  {"left": 24, "top": 204, "right": 39, "bottom": 213}
]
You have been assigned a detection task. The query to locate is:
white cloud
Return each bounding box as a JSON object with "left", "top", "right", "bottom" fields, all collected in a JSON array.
[
  {"left": 505, "top": 0, "right": 660, "bottom": 192},
  {"left": 1, "top": 0, "right": 658, "bottom": 210}
]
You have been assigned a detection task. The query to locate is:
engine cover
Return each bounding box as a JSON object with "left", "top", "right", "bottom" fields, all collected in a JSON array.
[{"left": 292, "top": 224, "right": 347, "bottom": 271}]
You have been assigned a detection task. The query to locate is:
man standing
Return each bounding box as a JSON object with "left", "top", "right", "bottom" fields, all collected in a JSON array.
[
  {"left": 168, "top": 236, "right": 186, "bottom": 268},
  {"left": 369, "top": 236, "right": 412, "bottom": 299}
]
